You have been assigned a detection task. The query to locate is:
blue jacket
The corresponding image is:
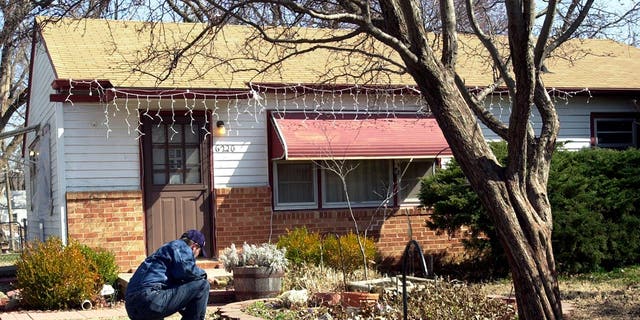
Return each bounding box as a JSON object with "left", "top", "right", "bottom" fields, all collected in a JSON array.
[{"left": 126, "top": 239, "right": 207, "bottom": 297}]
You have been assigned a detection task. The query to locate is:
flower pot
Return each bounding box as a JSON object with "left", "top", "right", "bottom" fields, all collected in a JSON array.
[
  {"left": 311, "top": 292, "right": 342, "bottom": 306},
  {"left": 232, "top": 266, "right": 284, "bottom": 301},
  {"left": 341, "top": 291, "right": 379, "bottom": 308}
]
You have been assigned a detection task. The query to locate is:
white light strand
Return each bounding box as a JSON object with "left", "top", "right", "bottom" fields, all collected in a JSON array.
[
  {"left": 59, "top": 79, "right": 591, "bottom": 140},
  {"left": 185, "top": 93, "right": 195, "bottom": 134},
  {"left": 201, "top": 97, "right": 211, "bottom": 140},
  {"left": 135, "top": 95, "right": 144, "bottom": 139},
  {"left": 170, "top": 98, "right": 177, "bottom": 141}
]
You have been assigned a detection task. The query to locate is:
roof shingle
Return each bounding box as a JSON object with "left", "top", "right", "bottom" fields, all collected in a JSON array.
[{"left": 38, "top": 17, "right": 640, "bottom": 91}]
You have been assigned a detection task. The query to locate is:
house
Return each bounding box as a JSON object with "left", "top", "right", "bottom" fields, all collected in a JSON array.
[
  {"left": 0, "top": 190, "right": 27, "bottom": 251},
  {"left": 25, "top": 17, "right": 640, "bottom": 271}
]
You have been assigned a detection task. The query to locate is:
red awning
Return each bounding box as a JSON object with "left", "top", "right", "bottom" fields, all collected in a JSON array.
[{"left": 270, "top": 112, "right": 452, "bottom": 160}]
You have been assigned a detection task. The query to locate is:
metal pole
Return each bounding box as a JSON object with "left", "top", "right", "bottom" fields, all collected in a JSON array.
[{"left": 5, "top": 171, "right": 13, "bottom": 251}]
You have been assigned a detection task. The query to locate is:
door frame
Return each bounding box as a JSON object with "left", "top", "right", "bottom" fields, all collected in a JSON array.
[{"left": 139, "top": 111, "right": 215, "bottom": 257}]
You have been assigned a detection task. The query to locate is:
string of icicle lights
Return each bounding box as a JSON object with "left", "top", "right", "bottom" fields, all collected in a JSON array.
[
  {"left": 60, "top": 79, "right": 592, "bottom": 139},
  {"left": 61, "top": 80, "right": 434, "bottom": 139}
]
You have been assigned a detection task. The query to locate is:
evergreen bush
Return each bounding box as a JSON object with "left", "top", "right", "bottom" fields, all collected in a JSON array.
[
  {"left": 550, "top": 148, "right": 640, "bottom": 272},
  {"left": 16, "top": 238, "right": 100, "bottom": 310},
  {"left": 421, "top": 145, "right": 640, "bottom": 274}
]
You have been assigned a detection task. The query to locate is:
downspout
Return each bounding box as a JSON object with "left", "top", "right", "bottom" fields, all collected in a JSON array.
[{"left": 54, "top": 102, "right": 68, "bottom": 245}]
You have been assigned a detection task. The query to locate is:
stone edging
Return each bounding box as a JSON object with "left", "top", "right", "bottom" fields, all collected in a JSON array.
[{"left": 217, "top": 298, "right": 275, "bottom": 320}]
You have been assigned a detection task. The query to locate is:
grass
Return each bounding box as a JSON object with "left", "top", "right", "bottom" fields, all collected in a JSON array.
[
  {"left": 479, "top": 265, "right": 640, "bottom": 320},
  {"left": 563, "top": 265, "right": 640, "bottom": 285},
  {"left": 0, "top": 253, "right": 19, "bottom": 267}
]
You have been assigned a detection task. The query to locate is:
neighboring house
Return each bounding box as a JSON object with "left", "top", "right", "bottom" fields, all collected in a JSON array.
[
  {"left": 25, "top": 17, "right": 640, "bottom": 271},
  {"left": 0, "top": 190, "right": 27, "bottom": 252},
  {"left": 0, "top": 190, "right": 27, "bottom": 224}
]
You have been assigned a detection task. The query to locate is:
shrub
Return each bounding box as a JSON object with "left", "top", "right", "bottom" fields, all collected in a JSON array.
[
  {"left": 420, "top": 142, "right": 508, "bottom": 278},
  {"left": 421, "top": 144, "right": 640, "bottom": 274},
  {"left": 282, "top": 264, "right": 347, "bottom": 293},
  {"left": 220, "top": 242, "right": 289, "bottom": 273},
  {"left": 16, "top": 238, "right": 100, "bottom": 310},
  {"left": 79, "top": 245, "right": 119, "bottom": 286},
  {"left": 549, "top": 148, "right": 640, "bottom": 272},
  {"left": 322, "top": 231, "right": 378, "bottom": 275},
  {"left": 276, "top": 227, "right": 322, "bottom": 266},
  {"left": 246, "top": 279, "right": 515, "bottom": 320}
]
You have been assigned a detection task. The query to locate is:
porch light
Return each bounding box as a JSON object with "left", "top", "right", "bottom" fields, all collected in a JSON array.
[{"left": 215, "top": 120, "right": 226, "bottom": 136}]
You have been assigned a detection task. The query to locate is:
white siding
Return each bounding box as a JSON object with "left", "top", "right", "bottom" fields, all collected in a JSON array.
[
  {"left": 481, "top": 95, "right": 638, "bottom": 150},
  {"left": 212, "top": 110, "right": 269, "bottom": 187},
  {"left": 30, "top": 82, "right": 638, "bottom": 196},
  {"left": 25, "top": 41, "right": 63, "bottom": 241},
  {"left": 211, "top": 93, "right": 639, "bottom": 188},
  {"left": 63, "top": 104, "right": 141, "bottom": 191}
]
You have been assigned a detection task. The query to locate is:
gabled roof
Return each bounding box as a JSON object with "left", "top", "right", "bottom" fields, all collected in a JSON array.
[{"left": 37, "top": 17, "right": 640, "bottom": 91}]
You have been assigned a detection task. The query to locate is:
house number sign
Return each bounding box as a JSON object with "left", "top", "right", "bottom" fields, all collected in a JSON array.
[{"left": 214, "top": 144, "right": 236, "bottom": 153}]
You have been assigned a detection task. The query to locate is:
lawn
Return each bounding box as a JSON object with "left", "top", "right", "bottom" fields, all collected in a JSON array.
[{"left": 479, "top": 265, "right": 640, "bottom": 319}]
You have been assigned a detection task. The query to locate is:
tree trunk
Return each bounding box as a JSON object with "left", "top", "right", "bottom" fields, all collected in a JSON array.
[
  {"left": 410, "top": 66, "right": 563, "bottom": 320},
  {"left": 487, "top": 182, "right": 563, "bottom": 320}
]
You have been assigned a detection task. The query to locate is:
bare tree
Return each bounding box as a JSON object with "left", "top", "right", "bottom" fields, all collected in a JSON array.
[
  {"left": 118, "top": 0, "right": 639, "bottom": 319},
  {"left": 0, "top": 0, "right": 133, "bottom": 180}
]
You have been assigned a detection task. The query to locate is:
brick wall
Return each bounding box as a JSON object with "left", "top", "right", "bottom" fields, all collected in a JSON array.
[
  {"left": 214, "top": 186, "right": 465, "bottom": 268},
  {"left": 66, "top": 191, "right": 146, "bottom": 272},
  {"left": 64, "top": 187, "right": 464, "bottom": 273}
]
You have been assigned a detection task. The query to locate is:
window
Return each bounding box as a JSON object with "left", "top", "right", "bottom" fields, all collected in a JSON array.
[
  {"left": 28, "top": 139, "right": 39, "bottom": 211},
  {"left": 323, "top": 160, "right": 391, "bottom": 207},
  {"left": 274, "top": 162, "right": 317, "bottom": 208},
  {"left": 151, "top": 124, "right": 202, "bottom": 185},
  {"left": 397, "top": 159, "right": 435, "bottom": 204},
  {"left": 592, "top": 114, "right": 639, "bottom": 149},
  {"left": 273, "top": 159, "right": 435, "bottom": 210}
]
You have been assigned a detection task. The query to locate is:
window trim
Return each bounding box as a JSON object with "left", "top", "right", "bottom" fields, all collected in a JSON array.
[
  {"left": 272, "top": 161, "right": 318, "bottom": 210},
  {"left": 590, "top": 112, "right": 639, "bottom": 149},
  {"left": 272, "top": 158, "right": 439, "bottom": 211}
]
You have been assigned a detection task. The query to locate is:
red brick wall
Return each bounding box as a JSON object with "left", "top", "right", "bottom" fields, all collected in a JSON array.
[
  {"left": 64, "top": 187, "right": 464, "bottom": 273},
  {"left": 214, "top": 186, "right": 465, "bottom": 266},
  {"left": 66, "top": 191, "right": 146, "bottom": 272}
]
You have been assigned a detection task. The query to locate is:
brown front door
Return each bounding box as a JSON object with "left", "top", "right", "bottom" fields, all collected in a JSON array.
[{"left": 142, "top": 115, "right": 212, "bottom": 257}]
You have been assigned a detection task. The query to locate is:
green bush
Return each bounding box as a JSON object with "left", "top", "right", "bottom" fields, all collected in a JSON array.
[
  {"left": 80, "top": 244, "right": 119, "bottom": 287},
  {"left": 276, "top": 227, "right": 322, "bottom": 266},
  {"left": 549, "top": 148, "right": 640, "bottom": 272},
  {"left": 276, "top": 228, "right": 379, "bottom": 275},
  {"left": 322, "top": 231, "right": 378, "bottom": 275},
  {"left": 16, "top": 238, "right": 100, "bottom": 310},
  {"left": 420, "top": 142, "right": 509, "bottom": 278},
  {"left": 420, "top": 144, "right": 640, "bottom": 274}
]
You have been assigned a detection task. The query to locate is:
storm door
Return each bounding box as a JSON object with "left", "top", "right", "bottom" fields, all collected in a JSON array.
[{"left": 142, "top": 116, "right": 212, "bottom": 257}]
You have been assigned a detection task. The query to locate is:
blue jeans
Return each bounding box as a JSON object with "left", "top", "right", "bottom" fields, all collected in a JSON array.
[{"left": 125, "top": 279, "right": 210, "bottom": 320}]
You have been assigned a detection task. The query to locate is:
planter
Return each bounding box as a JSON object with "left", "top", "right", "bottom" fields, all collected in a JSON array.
[
  {"left": 232, "top": 266, "right": 284, "bottom": 301},
  {"left": 311, "top": 292, "right": 342, "bottom": 306},
  {"left": 341, "top": 291, "right": 379, "bottom": 308}
]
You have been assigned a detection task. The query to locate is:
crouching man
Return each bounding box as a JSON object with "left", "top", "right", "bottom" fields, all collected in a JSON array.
[{"left": 125, "top": 230, "right": 210, "bottom": 320}]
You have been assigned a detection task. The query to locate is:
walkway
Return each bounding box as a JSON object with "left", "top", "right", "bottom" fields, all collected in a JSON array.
[
  {"left": 0, "top": 305, "right": 222, "bottom": 320},
  {"left": 0, "top": 268, "right": 234, "bottom": 320}
]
